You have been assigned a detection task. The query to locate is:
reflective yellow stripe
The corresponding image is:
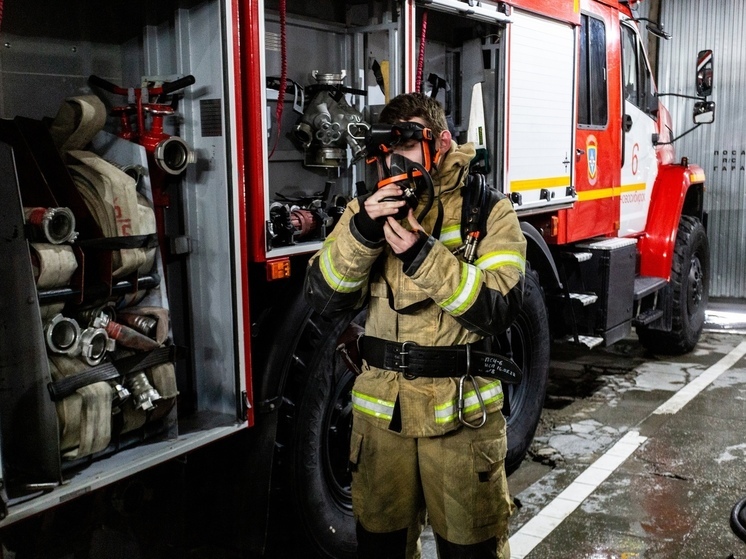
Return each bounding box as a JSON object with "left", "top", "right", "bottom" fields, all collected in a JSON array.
[
  {"left": 621, "top": 183, "right": 646, "bottom": 193},
  {"left": 576, "top": 183, "right": 650, "bottom": 202},
  {"left": 577, "top": 186, "right": 618, "bottom": 201},
  {"left": 440, "top": 225, "right": 462, "bottom": 249},
  {"left": 510, "top": 176, "right": 571, "bottom": 192},
  {"left": 434, "top": 381, "right": 503, "bottom": 423},
  {"left": 475, "top": 250, "right": 526, "bottom": 273},
  {"left": 440, "top": 263, "right": 482, "bottom": 314},
  {"left": 319, "top": 246, "right": 366, "bottom": 293},
  {"left": 351, "top": 390, "right": 395, "bottom": 420},
  {"left": 515, "top": 182, "right": 651, "bottom": 203}
]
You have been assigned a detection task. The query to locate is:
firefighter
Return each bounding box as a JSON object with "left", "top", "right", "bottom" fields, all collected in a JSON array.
[{"left": 304, "top": 92, "right": 526, "bottom": 559}]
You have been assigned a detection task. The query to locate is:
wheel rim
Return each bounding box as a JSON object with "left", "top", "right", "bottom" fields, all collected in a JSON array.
[
  {"left": 321, "top": 355, "right": 356, "bottom": 511},
  {"left": 687, "top": 253, "right": 705, "bottom": 321}
]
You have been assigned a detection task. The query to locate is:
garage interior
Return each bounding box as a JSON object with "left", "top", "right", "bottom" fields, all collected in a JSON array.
[{"left": 0, "top": 0, "right": 745, "bottom": 557}]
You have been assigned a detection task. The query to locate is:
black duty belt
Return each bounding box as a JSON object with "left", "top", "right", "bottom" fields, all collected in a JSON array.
[{"left": 359, "top": 336, "right": 522, "bottom": 384}]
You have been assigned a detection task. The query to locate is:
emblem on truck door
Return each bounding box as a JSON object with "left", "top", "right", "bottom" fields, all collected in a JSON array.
[{"left": 587, "top": 135, "right": 598, "bottom": 185}]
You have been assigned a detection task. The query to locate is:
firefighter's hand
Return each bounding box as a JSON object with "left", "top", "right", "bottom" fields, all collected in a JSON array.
[
  {"left": 384, "top": 210, "right": 424, "bottom": 254},
  {"left": 364, "top": 185, "right": 406, "bottom": 221},
  {"left": 354, "top": 185, "right": 406, "bottom": 242}
]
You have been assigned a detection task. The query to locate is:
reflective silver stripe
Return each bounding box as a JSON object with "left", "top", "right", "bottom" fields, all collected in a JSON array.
[
  {"left": 319, "top": 246, "right": 366, "bottom": 293},
  {"left": 440, "top": 263, "right": 482, "bottom": 314},
  {"left": 352, "top": 390, "right": 395, "bottom": 420},
  {"left": 475, "top": 251, "right": 526, "bottom": 273},
  {"left": 434, "top": 381, "right": 503, "bottom": 424},
  {"left": 439, "top": 225, "right": 462, "bottom": 249}
]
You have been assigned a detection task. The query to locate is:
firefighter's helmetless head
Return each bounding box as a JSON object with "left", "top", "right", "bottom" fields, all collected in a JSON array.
[
  {"left": 364, "top": 94, "right": 452, "bottom": 217},
  {"left": 376, "top": 92, "right": 452, "bottom": 172}
]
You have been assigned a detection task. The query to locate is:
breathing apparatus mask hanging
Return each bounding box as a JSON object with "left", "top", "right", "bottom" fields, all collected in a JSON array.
[{"left": 365, "top": 122, "right": 439, "bottom": 220}]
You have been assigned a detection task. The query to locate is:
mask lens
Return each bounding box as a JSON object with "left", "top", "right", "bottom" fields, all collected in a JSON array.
[{"left": 388, "top": 154, "right": 414, "bottom": 180}]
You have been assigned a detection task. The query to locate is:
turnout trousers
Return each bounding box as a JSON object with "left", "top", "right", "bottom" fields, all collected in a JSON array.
[{"left": 349, "top": 411, "right": 514, "bottom": 558}]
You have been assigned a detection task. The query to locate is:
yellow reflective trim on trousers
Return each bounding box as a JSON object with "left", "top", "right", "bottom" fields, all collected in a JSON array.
[
  {"left": 439, "top": 225, "right": 462, "bottom": 249},
  {"left": 319, "top": 246, "right": 366, "bottom": 293},
  {"left": 475, "top": 251, "right": 526, "bottom": 273},
  {"left": 440, "top": 263, "right": 482, "bottom": 314},
  {"left": 351, "top": 390, "right": 395, "bottom": 420},
  {"left": 434, "top": 381, "right": 503, "bottom": 423}
]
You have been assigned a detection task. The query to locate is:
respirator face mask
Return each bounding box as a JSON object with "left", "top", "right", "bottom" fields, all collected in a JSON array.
[{"left": 366, "top": 122, "right": 439, "bottom": 220}]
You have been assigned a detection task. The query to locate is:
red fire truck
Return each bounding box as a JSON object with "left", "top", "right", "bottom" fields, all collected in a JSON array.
[{"left": 0, "top": 0, "right": 714, "bottom": 556}]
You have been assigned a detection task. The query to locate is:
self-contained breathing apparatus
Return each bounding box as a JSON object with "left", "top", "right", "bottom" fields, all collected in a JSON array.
[{"left": 361, "top": 121, "right": 438, "bottom": 221}]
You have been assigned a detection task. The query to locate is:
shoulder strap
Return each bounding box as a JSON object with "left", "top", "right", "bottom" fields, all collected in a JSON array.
[{"left": 460, "top": 172, "right": 504, "bottom": 241}]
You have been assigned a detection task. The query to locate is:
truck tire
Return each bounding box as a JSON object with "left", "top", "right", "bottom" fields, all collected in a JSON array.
[
  {"left": 637, "top": 215, "right": 709, "bottom": 355},
  {"left": 503, "top": 268, "right": 550, "bottom": 474},
  {"left": 278, "top": 307, "right": 361, "bottom": 559}
]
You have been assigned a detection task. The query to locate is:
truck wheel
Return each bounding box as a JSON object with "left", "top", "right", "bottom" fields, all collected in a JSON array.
[
  {"left": 502, "top": 268, "right": 550, "bottom": 474},
  {"left": 637, "top": 215, "right": 709, "bottom": 355},
  {"left": 279, "top": 307, "right": 361, "bottom": 559}
]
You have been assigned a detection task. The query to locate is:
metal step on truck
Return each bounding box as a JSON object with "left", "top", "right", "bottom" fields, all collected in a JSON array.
[{"left": 0, "top": 0, "right": 714, "bottom": 557}]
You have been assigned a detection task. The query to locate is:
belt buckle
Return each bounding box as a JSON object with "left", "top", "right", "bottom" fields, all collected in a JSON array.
[{"left": 399, "top": 341, "right": 417, "bottom": 380}]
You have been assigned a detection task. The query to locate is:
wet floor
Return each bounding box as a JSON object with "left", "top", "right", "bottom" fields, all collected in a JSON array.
[{"left": 421, "top": 305, "right": 746, "bottom": 559}]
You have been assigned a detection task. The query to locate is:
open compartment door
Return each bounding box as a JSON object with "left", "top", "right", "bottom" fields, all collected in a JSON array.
[{"left": 506, "top": 9, "right": 576, "bottom": 213}]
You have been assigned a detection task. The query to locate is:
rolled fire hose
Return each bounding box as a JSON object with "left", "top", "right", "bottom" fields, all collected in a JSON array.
[
  {"left": 48, "top": 355, "right": 112, "bottom": 460},
  {"left": 52, "top": 95, "right": 157, "bottom": 277},
  {"left": 67, "top": 150, "right": 157, "bottom": 278},
  {"left": 30, "top": 243, "right": 78, "bottom": 289},
  {"left": 49, "top": 95, "right": 107, "bottom": 152}
]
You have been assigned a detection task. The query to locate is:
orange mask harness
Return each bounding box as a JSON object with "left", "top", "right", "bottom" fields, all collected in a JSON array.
[{"left": 365, "top": 122, "right": 440, "bottom": 220}]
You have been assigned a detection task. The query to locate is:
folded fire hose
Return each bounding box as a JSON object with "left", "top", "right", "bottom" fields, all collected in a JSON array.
[{"left": 38, "top": 96, "right": 174, "bottom": 460}]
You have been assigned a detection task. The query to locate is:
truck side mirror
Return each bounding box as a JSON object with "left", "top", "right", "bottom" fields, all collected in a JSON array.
[
  {"left": 693, "top": 101, "right": 716, "bottom": 124},
  {"left": 696, "top": 50, "right": 713, "bottom": 97}
]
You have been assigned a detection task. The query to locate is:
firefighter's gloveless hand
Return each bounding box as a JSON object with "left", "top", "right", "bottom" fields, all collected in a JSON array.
[
  {"left": 364, "top": 184, "right": 406, "bottom": 221},
  {"left": 384, "top": 210, "right": 424, "bottom": 254}
]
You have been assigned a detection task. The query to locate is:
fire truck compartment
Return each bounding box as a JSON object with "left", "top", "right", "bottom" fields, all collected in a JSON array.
[{"left": 0, "top": 0, "right": 242, "bottom": 525}]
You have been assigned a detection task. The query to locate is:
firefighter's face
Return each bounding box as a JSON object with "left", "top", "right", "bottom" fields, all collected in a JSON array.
[{"left": 387, "top": 117, "right": 451, "bottom": 168}]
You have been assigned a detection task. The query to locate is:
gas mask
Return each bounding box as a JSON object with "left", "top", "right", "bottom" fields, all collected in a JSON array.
[{"left": 364, "top": 122, "right": 439, "bottom": 220}]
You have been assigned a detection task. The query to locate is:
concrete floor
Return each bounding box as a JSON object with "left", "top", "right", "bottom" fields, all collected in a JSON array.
[{"left": 421, "top": 307, "right": 746, "bottom": 559}]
